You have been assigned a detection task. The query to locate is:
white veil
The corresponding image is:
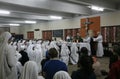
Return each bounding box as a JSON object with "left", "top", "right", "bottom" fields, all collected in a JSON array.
[
  {"left": 0, "top": 32, "right": 12, "bottom": 79},
  {"left": 53, "top": 71, "right": 71, "bottom": 79},
  {"left": 20, "top": 61, "right": 38, "bottom": 79}
]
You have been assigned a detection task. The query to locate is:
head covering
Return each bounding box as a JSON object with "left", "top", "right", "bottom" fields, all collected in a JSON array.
[
  {"left": 61, "top": 42, "right": 68, "bottom": 51},
  {"left": 0, "top": 32, "right": 13, "bottom": 79},
  {"left": 19, "top": 50, "right": 29, "bottom": 66},
  {"left": 0, "top": 32, "right": 12, "bottom": 44},
  {"left": 20, "top": 61, "right": 38, "bottom": 79},
  {"left": 70, "top": 42, "right": 79, "bottom": 64},
  {"left": 0, "top": 32, "right": 12, "bottom": 61},
  {"left": 53, "top": 71, "right": 71, "bottom": 79},
  {"left": 60, "top": 43, "right": 70, "bottom": 65},
  {"left": 22, "top": 40, "right": 26, "bottom": 44},
  {"left": 49, "top": 41, "right": 59, "bottom": 52}
]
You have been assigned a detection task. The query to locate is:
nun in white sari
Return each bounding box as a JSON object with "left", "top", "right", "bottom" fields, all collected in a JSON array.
[
  {"left": 12, "top": 41, "right": 17, "bottom": 50},
  {"left": 26, "top": 43, "right": 34, "bottom": 58},
  {"left": 41, "top": 42, "right": 47, "bottom": 58},
  {"left": 0, "top": 32, "right": 17, "bottom": 79},
  {"left": 34, "top": 45, "right": 43, "bottom": 73},
  {"left": 60, "top": 42, "right": 70, "bottom": 65},
  {"left": 70, "top": 42, "right": 79, "bottom": 65},
  {"left": 27, "top": 45, "right": 43, "bottom": 73},
  {"left": 20, "top": 61, "right": 44, "bottom": 79},
  {"left": 49, "top": 41, "right": 60, "bottom": 53},
  {"left": 53, "top": 71, "right": 71, "bottom": 79}
]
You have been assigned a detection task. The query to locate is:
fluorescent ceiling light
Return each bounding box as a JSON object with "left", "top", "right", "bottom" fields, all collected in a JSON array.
[
  {"left": 49, "top": 15, "right": 62, "bottom": 20},
  {"left": 0, "top": 10, "right": 10, "bottom": 14},
  {"left": 89, "top": 6, "right": 104, "bottom": 11},
  {"left": 25, "top": 20, "right": 36, "bottom": 24},
  {"left": 9, "top": 24, "right": 20, "bottom": 26}
]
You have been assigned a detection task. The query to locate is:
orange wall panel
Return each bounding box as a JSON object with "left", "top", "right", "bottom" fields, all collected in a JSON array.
[{"left": 80, "top": 16, "right": 100, "bottom": 37}]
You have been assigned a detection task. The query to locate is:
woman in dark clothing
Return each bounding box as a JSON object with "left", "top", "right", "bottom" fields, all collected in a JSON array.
[
  {"left": 19, "top": 50, "right": 29, "bottom": 66},
  {"left": 78, "top": 47, "right": 88, "bottom": 56},
  {"left": 77, "top": 47, "right": 93, "bottom": 67},
  {"left": 16, "top": 50, "right": 29, "bottom": 79},
  {"left": 71, "top": 56, "right": 96, "bottom": 79}
]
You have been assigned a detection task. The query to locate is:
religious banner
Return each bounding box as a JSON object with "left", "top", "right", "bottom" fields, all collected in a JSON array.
[{"left": 80, "top": 16, "right": 100, "bottom": 37}]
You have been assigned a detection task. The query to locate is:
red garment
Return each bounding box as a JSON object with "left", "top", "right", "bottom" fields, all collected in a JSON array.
[{"left": 109, "top": 60, "right": 120, "bottom": 79}]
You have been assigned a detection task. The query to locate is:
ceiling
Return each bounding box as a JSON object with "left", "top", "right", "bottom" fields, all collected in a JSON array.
[{"left": 0, "top": 0, "right": 119, "bottom": 26}]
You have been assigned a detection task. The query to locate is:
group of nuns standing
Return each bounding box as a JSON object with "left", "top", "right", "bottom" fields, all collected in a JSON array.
[{"left": 0, "top": 31, "right": 104, "bottom": 79}]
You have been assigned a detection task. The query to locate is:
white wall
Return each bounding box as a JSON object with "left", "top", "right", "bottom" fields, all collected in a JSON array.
[
  {"left": 19, "top": 23, "right": 48, "bottom": 39},
  {"left": 47, "top": 17, "right": 81, "bottom": 30},
  {"left": 10, "top": 11, "right": 120, "bottom": 39},
  {"left": 100, "top": 11, "right": 120, "bottom": 26},
  {"left": 10, "top": 26, "right": 21, "bottom": 34}
]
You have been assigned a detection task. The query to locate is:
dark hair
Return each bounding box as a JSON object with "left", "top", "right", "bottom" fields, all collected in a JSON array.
[
  {"left": 48, "top": 48, "right": 58, "bottom": 58},
  {"left": 79, "top": 56, "right": 94, "bottom": 75},
  {"left": 79, "top": 47, "right": 88, "bottom": 56},
  {"left": 19, "top": 50, "right": 29, "bottom": 66}
]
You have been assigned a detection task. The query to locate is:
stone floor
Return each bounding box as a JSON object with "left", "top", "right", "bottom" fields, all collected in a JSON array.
[{"left": 68, "top": 57, "right": 109, "bottom": 79}]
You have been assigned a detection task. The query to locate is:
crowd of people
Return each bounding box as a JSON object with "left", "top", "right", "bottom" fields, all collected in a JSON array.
[{"left": 0, "top": 31, "right": 120, "bottom": 79}]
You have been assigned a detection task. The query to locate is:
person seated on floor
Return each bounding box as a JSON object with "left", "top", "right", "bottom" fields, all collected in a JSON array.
[
  {"left": 78, "top": 47, "right": 89, "bottom": 57},
  {"left": 70, "top": 42, "right": 79, "bottom": 65},
  {"left": 71, "top": 56, "right": 96, "bottom": 79},
  {"left": 53, "top": 71, "right": 71, "bottom": 79},
  {"left": 92, "top": 56, "right": 102, "bottom": 76},
  {"left": 106, "top": 45, "right": 120, "bottom": 79},
  {"left": 43, "top": 48, "right": 68, "bottom": 79},
  {"left": 20, "top": 61, "right": 44, "bottom": 79},
  {"left": 77, "top": 47, "right": 93, "bottom": 67},
  {"left": 60, "top": 42, "right": 70, "bottom": 65}
]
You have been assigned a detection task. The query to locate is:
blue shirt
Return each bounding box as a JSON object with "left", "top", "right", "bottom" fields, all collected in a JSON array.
[{"left": 43, "top": 60, "right": 68, "bottom": 79}]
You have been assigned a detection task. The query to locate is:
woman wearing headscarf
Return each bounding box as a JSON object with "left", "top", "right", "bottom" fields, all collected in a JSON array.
[
  {"left": 29, "top": 45, "right": 43, "bottom": 73},
  {"left": 20, "top": 61, "right": 44, "bottom": 79},
  {"left": 12, "top": 41, "right": 17, "bottom": 50},
  {"left": 53, "top": 71, "right": 71, "bottom": 79},
  {"left": 70, "top": 42, "right": 79, "bottom": 65},
  {"left": 60, "top": 42, "right": 70, "bottom": 65},
  {"left": 16, "top": 50, "right": 29, "bottom": 79},
  {"left": 26, "top": 42, "right": 34, "bottom": 59},
  {"left": 0, "top": 32, "right": 17, "bottom": 79},
  {"left": 49, "top": 41, "right": 60, "bottom": 53},
  {"left": 41, "top": 42, "right": 47, "bottom": 58}
]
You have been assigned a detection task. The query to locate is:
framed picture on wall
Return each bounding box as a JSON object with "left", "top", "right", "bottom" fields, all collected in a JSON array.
[{"left": 52, "top": 29, "right": 63, "bottom": 37}]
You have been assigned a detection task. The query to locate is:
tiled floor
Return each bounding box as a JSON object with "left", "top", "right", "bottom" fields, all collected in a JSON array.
[{"left": 68, "top": 57, "right": 109, "bottom": 79}]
